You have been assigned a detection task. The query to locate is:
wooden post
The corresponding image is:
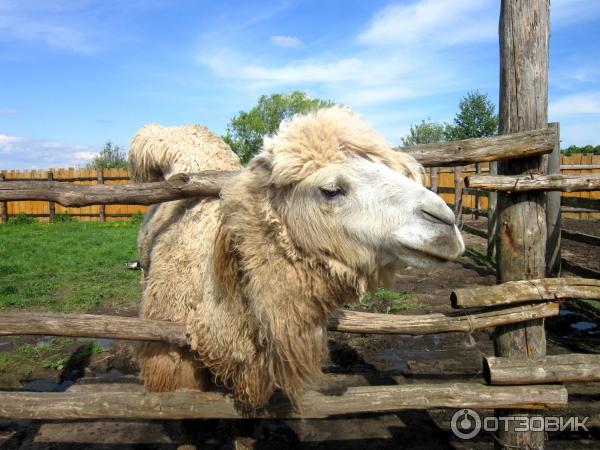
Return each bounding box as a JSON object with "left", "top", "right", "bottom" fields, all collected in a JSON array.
[
  {"left": 474, "top": 163, "right": 482, "bottom": 219},
  {"left": 487, "top": 161, "right": 498, "bottom": 258},
  {"left": 47, "top": 171, "right": 55, "bottom": 222},
  {"left": 494, "top": 1, "right": 549, "bottom": 449},
  {"left": 546, "top": 122, "right": 561, "bottom": 276},
  {"left": 431, "top": 167, "right": 440, "bottom": 194},
  {"left": 453, "top": 166, "right": 463, "bottom": 216},
  {"left": 0, "top": 174, "right": 7, "bottom": 223},
  {"left": 97, "top": 169, "right": 106, "bottom": 222},
  {"left": 430, "top": 167, "right": 439, "bottom": 194}
]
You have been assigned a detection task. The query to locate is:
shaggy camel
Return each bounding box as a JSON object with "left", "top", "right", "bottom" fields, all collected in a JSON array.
[{"left": 130, "top": 107, "right": 465, "bottom": 409}]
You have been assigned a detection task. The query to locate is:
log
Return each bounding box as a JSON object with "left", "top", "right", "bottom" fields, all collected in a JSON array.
[
  {"left": 561, "top": 260, "right": 600, "bottom": 280},
  {"left": 0, "top": 313, "right": 189, "bottom": 347},
  {"left": 47, "top": 171, "right": 55, "bottom": 221},
  {"left": 451, "top": 278, "right": 600, "bottom": 309},
  {"left": 466, "top": 173, "right": 600, "bottom": 192},
  {"left": 402, "top": 128, "right": 555, "bottom": 167},
  {"left": 97, "top": 169, "right": 106, "bottom": 222},
  {"left": 561, "top": 229, "right": 600, "bottom": 247},
  {"left": 0, "top": 303, "right": 559, "bottom": 341},
  {"left": 0, "top": 173, "right": 7, "bottom": 223},
  {"left": 484, "top": 354, "right": 600, "bottom": 385},
  {"left": 561, "top": 196, "right": 600, "bottom": 211},
  {"left": 0, "top": 171, "right": 238, "bottom": 207},
  {"left": 495, "top": 1, "right": 550, "bottom": 448},
  {"left": 0, "top": 383, "right": 568, "bottom": 420},
  {"left": 546, "top": 123, "right": 561, "bottom": 276},
  {"left": 453, "top": 166, "right": 463, "bottom": 215}
]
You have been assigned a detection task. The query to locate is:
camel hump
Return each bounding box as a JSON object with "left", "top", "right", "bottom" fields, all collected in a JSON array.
[{"left": 128, "top": 123, "right": 242, "bottom": 182}]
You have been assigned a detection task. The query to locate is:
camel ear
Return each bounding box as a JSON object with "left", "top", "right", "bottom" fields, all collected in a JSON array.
[{"left": 247, "top": 152, "right": 273, "bottom": 175}]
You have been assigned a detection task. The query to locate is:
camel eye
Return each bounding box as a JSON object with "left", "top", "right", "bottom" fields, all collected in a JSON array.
[{"left": 319, "top": 186, "right": 345, "bottom": 199}]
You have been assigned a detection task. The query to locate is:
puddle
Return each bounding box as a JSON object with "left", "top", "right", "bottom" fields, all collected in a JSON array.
[
  {"left": 571, "top": 321, "right": 598, "bottom": 332},
  {"left": 23, "top": 379, "right": 73, "bottom": 392},
  {"left": 95, "top": 338, "right": 113, "bottom": 350}
]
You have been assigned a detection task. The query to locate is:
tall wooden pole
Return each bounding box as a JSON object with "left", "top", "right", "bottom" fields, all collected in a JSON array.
[
  {"left": 487, "top": 161, "right": 498, "bottom": 258},
  {"left": 494, "top": 1, "right": 550, "bottom": 449},
  {"left": 0, "top": 174, "right": 7, "bottom": 223},
  {"left": 47, "top": 171, "right": 55, "bottom": 222},
  {"left": 546, "top": 122, "right": 561, "bottom": 276}
]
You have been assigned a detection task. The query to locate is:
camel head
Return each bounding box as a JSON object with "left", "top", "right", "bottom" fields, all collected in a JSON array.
[{"left": 224, "top": 107, "right": 465, "bottom": 281}]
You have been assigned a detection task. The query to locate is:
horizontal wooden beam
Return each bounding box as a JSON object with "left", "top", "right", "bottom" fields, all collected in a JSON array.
[
  {"left": 484, "top": 354, "right": 600, "bottom": 385},
  {"left": 0, "top": 171, "right": 238, "bottom": 207},
  {"left": 561, "top": 259, "right": 600, "bottom": 280},
  {"left": 465, "top": 173, "right": 600, "bottom": 192},
  {"left": 403, "top": 128, "right": 555, "bottom": 167},
  {"left": 562, "top": 229, "right": 600, "bottom": 247},
  {"left": 0, "top": 304, "right": 559, "bottom": 342},
  {"left": 451, "top": 278, "right": 600, "bottom": 309},
  {"left": 0, "top": 383, "right": 568, "bottom": 419},
  {"left": 561, "top": 196, "right": 600, "bottom": 211}
]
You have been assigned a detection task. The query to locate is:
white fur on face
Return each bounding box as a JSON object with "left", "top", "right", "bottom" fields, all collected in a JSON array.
[{"left": 298, "top": 156, "right": 465, "bottom": 268}]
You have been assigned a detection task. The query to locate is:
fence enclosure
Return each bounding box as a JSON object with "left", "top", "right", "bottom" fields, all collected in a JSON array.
[{"left": 1, "top": 153, "right": 598, "bottom": 223}]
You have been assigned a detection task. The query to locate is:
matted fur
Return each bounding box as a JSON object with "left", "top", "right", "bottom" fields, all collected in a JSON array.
[{"left": 131, "top": 107, "right": 426, "bottom": 409}]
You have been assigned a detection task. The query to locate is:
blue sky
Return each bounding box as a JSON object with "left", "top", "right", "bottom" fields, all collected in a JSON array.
[{"left": 1, "top": 0, "right": 599, "bottom": 169}]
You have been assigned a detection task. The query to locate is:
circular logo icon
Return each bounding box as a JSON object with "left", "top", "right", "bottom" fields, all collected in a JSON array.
[{"left": 451, "top": 408, "right": 481, "bottom": 440}]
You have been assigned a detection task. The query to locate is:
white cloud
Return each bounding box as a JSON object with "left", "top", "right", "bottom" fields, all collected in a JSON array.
[
  {"left": 270, "top": 35, "right": 303, "bottom": 48},
  {"left": 0, "top": 134, "right": 23, "bottom": 153},
  {"left": 549, "top": 92, "right": 600, "bottom": 116},
  {"left": 357, "top": 0, "right": 497, "bottom": 47},
  {"left": 0, "top": 135, "right": 98, "bottom": 169}
]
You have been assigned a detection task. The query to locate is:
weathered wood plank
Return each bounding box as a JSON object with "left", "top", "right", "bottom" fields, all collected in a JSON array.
[
  {"left": 466, "top": 173, "right": 600, "bottom": 192},
  {"left": 561, "top": 229, "right": 600, "bottom": 247},
  {"left": 0, "top": 383, "right": 568, "bottom": 420},
  {"left": 451, "top": 278, "right": 600, "bottom": 309},
  {"left": 0, "top": 304, "right": 559, "bottom": 342},
  {"left": 561, "top": 259, "right": 600, "bottom": 280},
  {"left": 0, "top": 171, "right": 238, "bottom": 207},
  {"left": 561, "top": 196, "right": 600, "bottom": 211},
  {"left": 402, "top": 128, "right": 555, "bottom": 167},
  {"left": 484, "top": 354, "right": 600, "bottom": 384}
]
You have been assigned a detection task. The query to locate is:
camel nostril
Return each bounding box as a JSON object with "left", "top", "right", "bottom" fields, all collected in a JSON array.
[{"left": 420, "top": 202, "right": 456, "bottom": 226}]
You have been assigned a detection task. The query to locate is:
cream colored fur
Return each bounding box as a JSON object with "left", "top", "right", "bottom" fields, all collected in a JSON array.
[{"left": 131, "top": 107, "right": 463, "bottom": 410}]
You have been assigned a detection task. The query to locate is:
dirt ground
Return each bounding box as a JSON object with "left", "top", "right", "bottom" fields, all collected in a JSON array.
[{"left": 1, "top": 218, "right": 599, "bottom": 449}]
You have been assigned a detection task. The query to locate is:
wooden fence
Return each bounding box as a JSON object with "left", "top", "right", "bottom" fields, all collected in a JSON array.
[
  {"left": 0, "top": 168, "right": 148, "bottom": 222},
  {"left": 1, "top": 154, "right": 598, "bottom": 223},
  {"left": 427, "top": 153, "right": 600, "bottom": 220}
]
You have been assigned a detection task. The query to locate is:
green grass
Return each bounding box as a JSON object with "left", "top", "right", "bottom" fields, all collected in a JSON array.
[
  {"left": 0, "top": 221, "right": 142, "bottom": 312},
  {"left": 361, "top": 287, "right": 424, "bottom": 314}
]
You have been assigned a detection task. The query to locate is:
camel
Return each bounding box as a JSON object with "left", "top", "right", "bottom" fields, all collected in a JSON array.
[{"left": 130, "top": 106, "right": 465, "bottom": 410}]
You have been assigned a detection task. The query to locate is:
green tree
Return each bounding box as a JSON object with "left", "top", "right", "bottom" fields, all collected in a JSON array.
[
  {"left": 445, "top": 90, "right": 498, "bottom": 140},
  {"left": 401, "top": 119, "right": 447, "bottom": 146},
  {"left": 223, "top": 91, "right": 335, "bottom": 163},
  {"left": 562, "top": 144, "right": 600, "bottom": 155},
  {"left": 88, "top": 141, "right": 128, "bottom": 169}
]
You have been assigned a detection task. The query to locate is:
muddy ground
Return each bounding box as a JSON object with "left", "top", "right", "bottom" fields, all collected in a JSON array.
[{"left": 1, "top": 218, "right": 599, "bottom": 449}]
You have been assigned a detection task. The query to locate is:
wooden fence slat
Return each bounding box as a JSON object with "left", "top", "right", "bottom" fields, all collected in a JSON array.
[
  {"left": 0, "top": 383, "right": 568, "bottom": 420},
  {"left": 0, "top": 303, "right": 560, "bottom": 341}
]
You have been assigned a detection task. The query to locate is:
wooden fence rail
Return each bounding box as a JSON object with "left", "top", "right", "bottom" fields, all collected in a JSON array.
[
  {"left": 1, "top": 148, "right": 598, "bottom": 222},
  {"left": 451, "top": 278, "right": 600, "bottom": 309},
  {"left": 0, "top": 383, "right": 568, "bottom": 420},
  {"left": 0, "top": 303, "right": 559, "bottom": 340}
]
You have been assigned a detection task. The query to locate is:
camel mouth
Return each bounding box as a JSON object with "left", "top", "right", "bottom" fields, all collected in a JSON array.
[{"left": 391, "top": 225, "right": 465, "bottom": 267}]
